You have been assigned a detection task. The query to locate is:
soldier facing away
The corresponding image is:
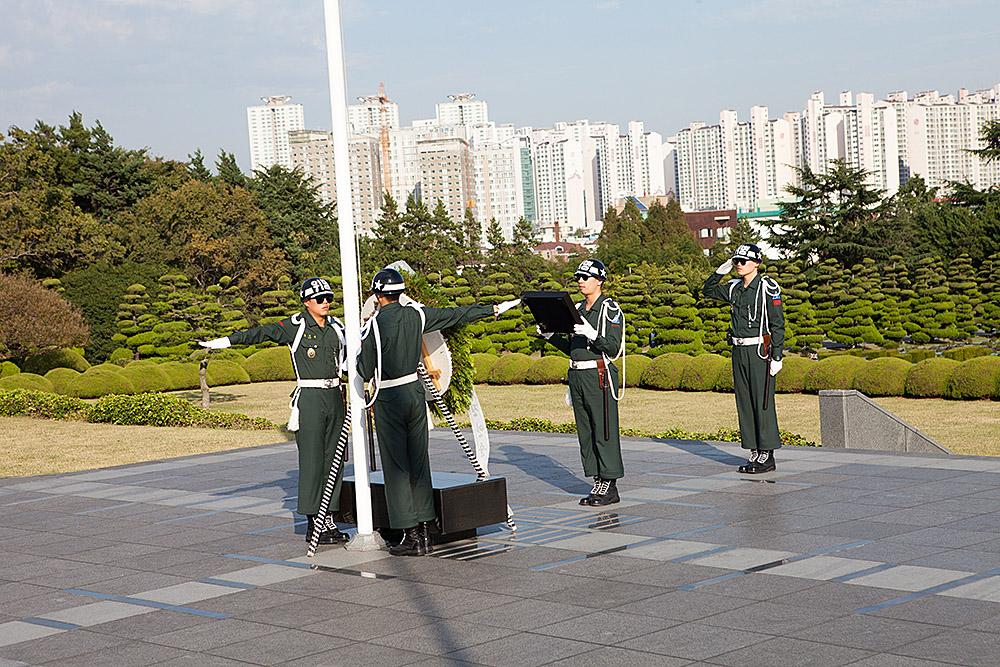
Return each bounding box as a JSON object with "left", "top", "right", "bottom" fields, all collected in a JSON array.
[
  {"left": 201, "top": 277, "right": 350, "bottom": 545},
  {"left": 703, "top": 244, "right": 785, "bottom": 473}
]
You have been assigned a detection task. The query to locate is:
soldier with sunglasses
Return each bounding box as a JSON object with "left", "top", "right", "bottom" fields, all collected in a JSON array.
[
  {"left": 703, "top": 244, "right": 785, "bottom": 473},
  {"left": 200, "top": 277, "right": 350, "bottom": 544}
]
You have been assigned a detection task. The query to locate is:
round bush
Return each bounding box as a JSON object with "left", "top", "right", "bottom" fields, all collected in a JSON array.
[
  {"left": 524, "top": 356, "right": 570, "bottom": 385},
  {"left": 205, "top": 359, "right": 251, "bottom": 387},
  {"left": 88, "top": 363, "right": 125, "bottom": 374},
  {"left": 471, "top": 353, "right": 499, "bottom": 384},
  {"left": 679, "top": 354, "right": 727, "bottom": 391},
  {"left": 487, "top": 353, "right": 533, "bottom": 385},
  {"left": 159, "top": 361, "right": 201, "bottom": 390},
  {"left": 621, "top": 354, "right": 652, "bottom": 388},
  {"left": 208, "top": 348, "right": 248, "bottom": 364},
  {"left": 19, "top": 349, "right": 91, "bottom": 375},
  {"left": 852, "top": 357, "right": 912, "bottom": 397},
  {"left": 0, "top": 373, "right": 54, "bottom": 393},
  {"left": 803, "top": 355, "right": 867, "bottom": 394},
  {"left": 905, "top": 358, "right": 960, "bottom": 398},
  {"left": 66, "top": 368, "right": 137, "bottom": 398},
  {"left": 774, "top": 356, "right": 813, "bottom": 394},
  {"left": 109, "top": 348, "right": 133, "bottom": 365},
  {"left": 714, "top": 358, "right": 734, "bottom": 392},
  {"left": 639, "top": 353, "right": 691, "bottom": 390},
  {"left": 244, "top": 347, "right": 295, "bottom": 382},
  {"left": 1, "top": 360, "right": 20, "bottom": 378},
  {"left": 120, "top": 364, "right": 172, "bottom": 393},
  {"left": 44, "top": 367, "right": 83, "bottom": 395},
  {"left": 947, "top": 356, "right": 1000, "bottom": 400}
]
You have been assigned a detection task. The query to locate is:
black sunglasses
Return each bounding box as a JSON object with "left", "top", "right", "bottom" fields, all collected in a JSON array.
[
  {"left": 313, "top": 295, "right": 334, "bottom": 304},
  {"left": 735, "top": 259, "right": 751, "bottom": 266}
]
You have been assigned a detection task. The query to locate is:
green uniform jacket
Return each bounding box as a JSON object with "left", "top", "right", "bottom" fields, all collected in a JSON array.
[
  {"left": 703, "top": 273, "right": 785, "bottom": 360},
  {"left": 227, "top": 313, "right": 344, "bottom": 379}
]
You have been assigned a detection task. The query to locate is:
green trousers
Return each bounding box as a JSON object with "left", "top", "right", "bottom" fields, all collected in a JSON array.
[
  {"left": 372, "top": 383, "right": 436, "bottom": 530},
  {"left": 294, "top": 387, "right": 346, "bottom": 515},
  {"left": 731, "top": 346, "right": 781, "bottom": 451},
  {"left": 569, "top": 366, "right": 624, "bottom": 480}
]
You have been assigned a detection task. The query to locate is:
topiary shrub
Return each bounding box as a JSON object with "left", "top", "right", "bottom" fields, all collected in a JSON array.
[
  {"left": 621, "top": 354, "right": 652, "bottom": 388},
  {"left": 44, "top": 367, "right": 83, "bottom": 395},
  {"left": 120, "top": 364, "right": 172, "bottom": 393},
  {"left": 803, "top": 355, "right": 867, "bottom": 394},
  {"left": 87, "top": 362, "right": 125, "bottom": 374},
  {"left": 0, "top": 372, "right": 54, "bottom": 393},
  {"left": 947, "top": 356, "right": 1000, "bottom": 400},
  {"left": 0, "top": 388, "right": 88, "bottom": 420},
  {"left": 902, "top": 349, "right": 935, "bottom": 363},
  {"left": 207, "top": 348, "right": 248, "bottom": 364},
  {"left": 471, "top": 353, "right": 499, "bottom": 384},
  {"left": 524, "top": 356, "right": 570, "bottom": 384},
  {"left": 244, "top": 347, "right": 295, "bottom": 382},
  {"left": 18, "top": 349, "right": 91, "bottom": 375},
  {"left": 679, "top": 354, "right": 727, "bottom": 391},
  {"left": 942, "top": 345, "right": 989, "bottom": 362},
  {"left": 639, "top": 353, "right": 691, "bottom": 390},
  {"left": 205, "top": 359, "right": 251, "bottom": 387},
  {"left": 714, "top": 358, "right": 734, "bottom": 392},
  {"left": 159, "top": 361, "right": 201, "bottom": 391},
  {"left": 487, "top": 353, "right": 533, "bottom": 385},
  {"left": 774, "top": 356, "right": 813, "bottom": 394},
  {"left": 1, "top": 361, "right": 20, "bottom": 378},
  {"left": 905, "top": 358, "right": 960, "bottom": 398},
  {"left": 852, "top": 357, "right": 912, "bottom": 397},
  {"left": 109, "top": 348, "right": 134, "bottom": 366},
  {"left": 65, "top": 367, "right": 137, "bottom": 398}
]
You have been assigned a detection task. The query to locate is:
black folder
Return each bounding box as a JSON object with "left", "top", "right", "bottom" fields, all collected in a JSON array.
[{"left": 522, "top": 291, "right": 584, "bottom": 334}]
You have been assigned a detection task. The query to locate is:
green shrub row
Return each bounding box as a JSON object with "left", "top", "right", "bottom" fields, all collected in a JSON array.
[{"left": 1, "top": 389, "right": 274, "bottom": 430}]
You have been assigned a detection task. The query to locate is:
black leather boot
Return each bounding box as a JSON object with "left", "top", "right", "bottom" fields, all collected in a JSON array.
[
  {"left": 580, "top": 476, "right": 600, "bottom": 505},
  {"left": 738, "top": 450, "right": 759, "bottom": 474},
  {"left": 749, "top": 450, "right": 776, "bottom": 473},
  {"left": 588, "top": 478, "right": 620, "bottom": 506},
  {"left": 306, "top": 515, "right": 335, "bottom": 545},
  {"left": 418, "top": 521, "right": 434, "bottom": 555},
  {"left": 322, "top": 515, "right": 350, "bottom": 543},
  {"left": 388, "top": 527, "right": 424, "bottom": 556}
]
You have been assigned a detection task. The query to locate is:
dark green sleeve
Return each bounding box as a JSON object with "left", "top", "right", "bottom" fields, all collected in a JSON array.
[
  {"left": 543, "top": 334, "right": 571, "bottom": 355},
  {"left": 702, "top": 272, "right": 731, "bottom": 303},
  {"left": 767, "top": 296, "right": 785, "bottom": 361},
  {"left": 357, "top": 324, "right": 377, "bottom": 381},
  {"left": 226, "top": 319, "right": 295, "bottom": 346},
  {"left": 422, "top": 304, "right": 494, "bottom": 332}
]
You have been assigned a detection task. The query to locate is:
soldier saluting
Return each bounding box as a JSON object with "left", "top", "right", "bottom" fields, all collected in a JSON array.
[{"left": 703, "top": 244, "right": 785, "bottom": 473}]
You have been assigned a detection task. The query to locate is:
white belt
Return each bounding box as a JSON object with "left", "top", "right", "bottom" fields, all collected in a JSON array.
[
  {"left": 297, "top": 378, "right": 340, "bottom": 389},
  {"left": 569, "top": 360, "right": 599, "bottom": 370},
  {"left": 732, "top": 336, "right": 763, "bottom": 346},
  {"left": 380, "top": 372, "right": 418, "bottom": 388}
]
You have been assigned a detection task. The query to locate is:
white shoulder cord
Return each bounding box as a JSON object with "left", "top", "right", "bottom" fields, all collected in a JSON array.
[
  {"left": 754, "top": 277, "right": 780, "bottom": 360},
  {"left": 598, "top": 299, "right": 626, "bottom": 402}
]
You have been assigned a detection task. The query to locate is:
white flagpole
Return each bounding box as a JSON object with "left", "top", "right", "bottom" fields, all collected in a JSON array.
[{"left": 322, "top": 0, "right": 380, "bottom": 549}]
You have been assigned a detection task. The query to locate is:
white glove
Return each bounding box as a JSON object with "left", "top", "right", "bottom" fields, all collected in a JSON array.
[
  {"left": 716, "top": 258, "right": 734, "bottom": 274},
  {"left": 574, "top": 320, "right": 598, "bottom": 342},
  {"left": 769, "top": 359, "right": 783, "bottom": 376},
  {"left": 199, "top": 337, "right": 231, "bottom": 350},
  {"left": 535, "top": 325, "right": 553, "bottom": 340},
  {"left": 496, "top": 299, "right": 521, "bottom": 315}
]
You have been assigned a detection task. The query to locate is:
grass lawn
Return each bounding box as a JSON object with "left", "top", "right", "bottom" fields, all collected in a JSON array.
[{"left": 2, "top": 381, "right": 997, "bottom": 477}]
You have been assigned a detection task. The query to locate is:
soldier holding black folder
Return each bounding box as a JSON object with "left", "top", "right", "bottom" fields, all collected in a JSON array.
[{"left": 537, "top": 259, "right": 625, "bottom": 506}]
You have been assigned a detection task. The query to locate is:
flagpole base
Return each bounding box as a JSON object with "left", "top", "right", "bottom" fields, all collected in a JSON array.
[{"left": 345, "top": 531, "right": 387, "bottom": 552}]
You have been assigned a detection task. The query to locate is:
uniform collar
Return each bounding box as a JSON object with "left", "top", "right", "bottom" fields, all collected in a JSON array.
[
  {"left": 738, "top": 274, "right": 761, "bottom": 292},
  {"left": 302, "top": 311, "right": 327, "bottom": 329},
  {"left": 581, "top": 292, "right": 606, "bottom": 313}
]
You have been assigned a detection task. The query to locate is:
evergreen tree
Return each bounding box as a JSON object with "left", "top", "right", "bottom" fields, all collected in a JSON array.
[{"left": 187, "top": 149, "right": 213, "bottom": 181}]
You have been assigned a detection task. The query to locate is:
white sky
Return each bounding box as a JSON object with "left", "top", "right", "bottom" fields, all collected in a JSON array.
[{"left": 2, "top": 0, "right": 998, "bottom": 172}]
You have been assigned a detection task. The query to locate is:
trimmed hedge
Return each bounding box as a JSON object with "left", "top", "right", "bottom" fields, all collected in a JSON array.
[
  {"left": 679, "top": 354, "right": 727, "bottom": 391},
  {"left": 715, "top": 358, "right": 734, "bottom": 392},
  {"left": 244, "top": 347, "right": 295, "bottom": 382},
  {"left": 87, "top": 392, "right": 273, "bottom": 429},
  {"left": 1, "top": 361, "right": 20, "bottom": 377},
  {"left": 942, "top": 345, "right": 989, "bottom": 362},
  {"left": 44, "top": 367, "right": 82, "bottom": 395},
  {"left": 487, "top": 353, "right": 534, "bottom": 385},
  {"left": 471, "top": 353, "right": 499, "bottom": 384},
  {"left": 947, "top": 356, "right": 1000, "bottom": 400},
  {"left": 0, "top": 389, "right": 87, "bottom": 420},
  {"left": 205, "top": 359, "right": 251, "bottom": 387},
  {"left": 775, "top": 355, "right": 813, "bottom": 394},
  {"left": 66, "top": 367, "right": 136, "bottom": 398},
  {"left": 159, "top": 361, "right": 201, "bottom": 391},
  {"left": 803, "top": 355, "right": 867, "bottom": 393},
  {"left": 905, "top": 358, "right": 960, "bottom": 398},
  {"left": 621, "top": 354, "right": 651, "bottom": 388},
  {"left": 853, "top": 357, "right": 912, "bottom": 397},
  {"left": 208, "top": 348, "right": 249, "bottom": 364},
  {"left": 524, "top": 356, "right": 570, "bottom": 385},
  {"left": 0, "top": 373, "right": 54, "bottom": 393},
  {"left": 640, "top": 353, "right": 691, "bottom": 390},
  {"left": 120, "top": 364, "right": 173, "bottom": 393},
  {"left": 109, "top": 348, "right": 134, "bottom": 364},
  {"left": 18, "top": 349, "right": 90, "bottom": 375}
]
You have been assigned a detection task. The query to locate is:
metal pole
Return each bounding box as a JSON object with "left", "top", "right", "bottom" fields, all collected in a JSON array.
[{"left": 322, "top": 0, "right": 379, "bottom": 549}]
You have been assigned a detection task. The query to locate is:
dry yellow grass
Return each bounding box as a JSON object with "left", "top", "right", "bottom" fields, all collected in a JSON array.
[{"left": 2, "top": 381, "right": 997, "bottom": 478}]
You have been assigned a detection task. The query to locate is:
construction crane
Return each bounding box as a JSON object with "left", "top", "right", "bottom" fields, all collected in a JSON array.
[{"left": 357, "top": 82, "right": 392, "bottom": 193}]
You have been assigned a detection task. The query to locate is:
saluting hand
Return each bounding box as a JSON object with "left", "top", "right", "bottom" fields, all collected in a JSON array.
[{"left": 715, "top": 258, "right": 734, "bottom": 275}]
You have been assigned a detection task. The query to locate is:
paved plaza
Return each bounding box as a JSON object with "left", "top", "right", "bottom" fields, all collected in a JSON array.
[{"left": 2, "top": 430, "right": 1000, "bottom": 666}]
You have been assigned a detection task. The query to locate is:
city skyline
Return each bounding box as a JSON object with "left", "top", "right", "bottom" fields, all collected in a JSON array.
[{"left": 2, "top": 1, "right": 999, "bottom": 172}]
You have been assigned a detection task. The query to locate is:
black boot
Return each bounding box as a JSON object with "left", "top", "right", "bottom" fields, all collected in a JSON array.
[
  {"left": 588, "top": 478, "right": 620, "bottom": 506},
  {"left": 388, "top": 527, "right": 424, "bottom": 556},
  {"left": 418, "top": 521, "right": 434, "bottom": 555},
  {"left": 306, "top": 515, "right": 335, "bottom": 545},
  {"left": 580, "top": 476, "right": 600, "bottom": 505},
  {"left": 322, "top": 515, "right": 350, "bottom": 543},
  {"left": 738, "top": 450, "right": 760, "bottom": 474},
  {"left": 749, "top": 450, "right": 776, "bottom": 473}
]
